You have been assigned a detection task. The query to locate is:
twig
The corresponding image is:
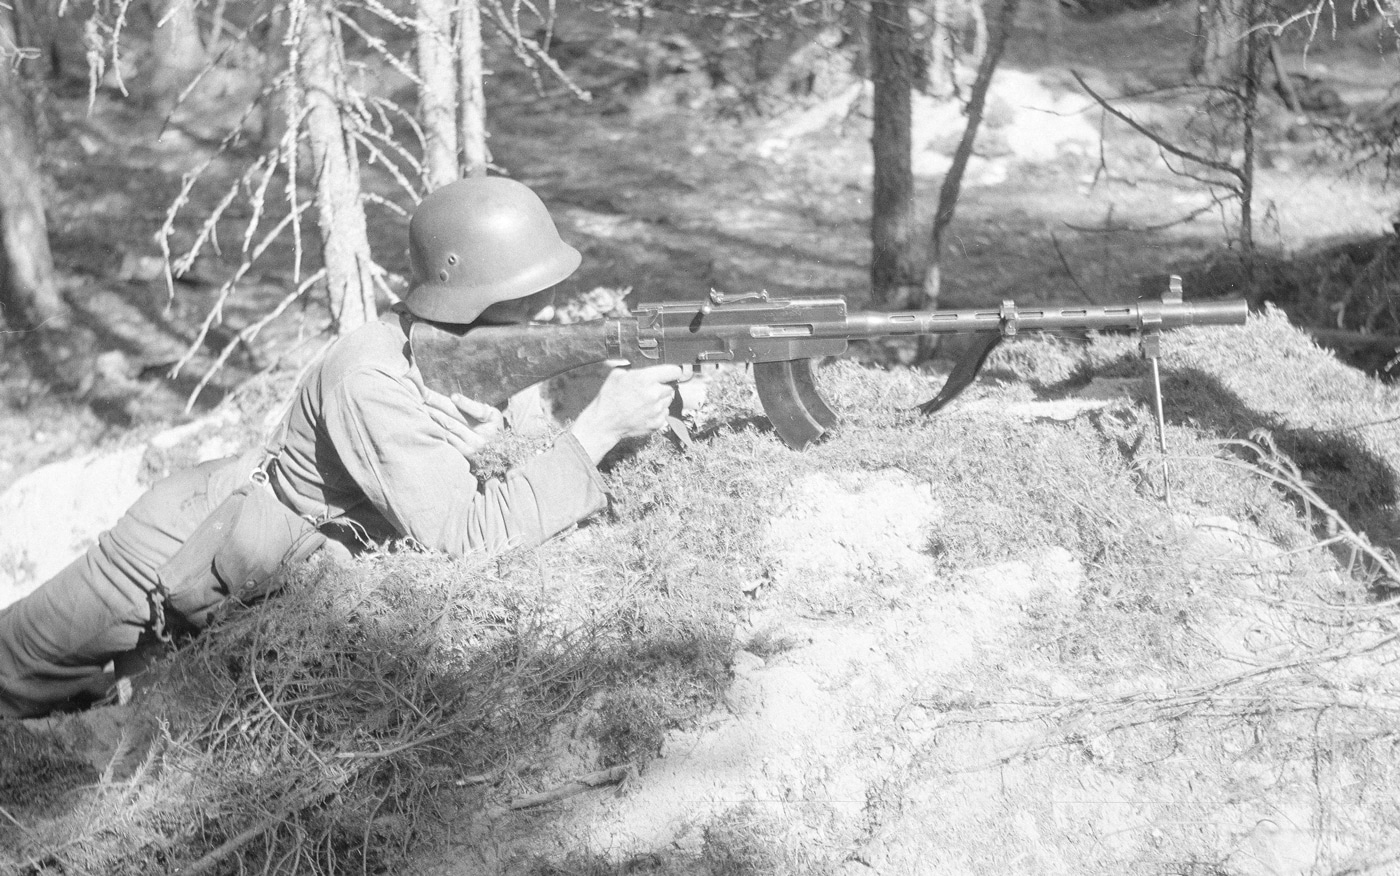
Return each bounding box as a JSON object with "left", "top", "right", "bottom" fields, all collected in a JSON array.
[
  {"left": 1063, "top": 200, "right": 1219, "bottom": 234},
  {"left": 177, "top": 782, "right": 337, "bottom": 876},
  {"left": 6, "top": 804, "right": 102, "bottom": 876},
  {"left": 482, "top": 0, "right": 591, "bottom": 101},
  {"left": 1048, "top": 233, "right": 1096, "bottom": 302},
  {"left": 489, "top": 764, "right": 634, "bottom": 816},
  {"left": 333, "top": 723, "right": 465, "bottom": 762},
  {"left": 182, "top": 268, "right": 326, "bottom": 411},
  {"left": 332, "top": 7, "right": 422, "bottom": 85},
  {"left": 250, "top": 629, "right": 329, "bottom": 772},
  {"left": 945, "top": 625, "right": 1400, "bottom": 773},
  {"left": 1071, "top": 69, "right": 1245, "bottom": 182},
  {"left": 0, "top": 804, "right": 26, "bottom": 832},
  {"left": 1182, "top": 436, "right": 1400, "bottom": 583}
]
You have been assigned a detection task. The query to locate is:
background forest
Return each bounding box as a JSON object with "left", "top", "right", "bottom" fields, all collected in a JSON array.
[
  {"left": 3, "top": 0, "right": 1398, "bottom": 440},
  {"left": 5, "top": 0, "right": 1400, "bottom": 874}
]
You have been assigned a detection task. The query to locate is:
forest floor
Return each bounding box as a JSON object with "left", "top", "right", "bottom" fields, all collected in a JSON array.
[{"left": 4, "top": 3, "right": 1400, "bottom": 875}]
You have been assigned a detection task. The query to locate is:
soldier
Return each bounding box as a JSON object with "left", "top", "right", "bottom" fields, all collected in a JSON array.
[{"left": 0, "top": 177, "right": 682, "bottom": 719}]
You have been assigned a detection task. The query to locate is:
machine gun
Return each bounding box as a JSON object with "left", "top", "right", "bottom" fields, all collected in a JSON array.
[{"left": 412, "top": 277, "right": 1247, "bottom": 465}]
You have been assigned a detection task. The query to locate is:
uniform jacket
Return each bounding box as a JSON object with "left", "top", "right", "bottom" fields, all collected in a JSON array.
[
  {"left": 0, "top": 310, "right": 607, "bottom": 718},
  {"left": 268, "top": 310, "right": 608, "bottom": 554}
]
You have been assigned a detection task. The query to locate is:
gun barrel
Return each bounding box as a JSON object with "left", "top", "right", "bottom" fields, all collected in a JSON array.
[{"left": 838, "top": 297, "right": 1249, "bottom": 339}]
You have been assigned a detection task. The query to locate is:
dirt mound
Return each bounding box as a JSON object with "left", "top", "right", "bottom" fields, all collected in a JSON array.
[{"left": 0, "top": 410, "right": 247, "bottom": 610}]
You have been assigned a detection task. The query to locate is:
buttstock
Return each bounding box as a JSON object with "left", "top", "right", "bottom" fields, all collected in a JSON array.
[{"left": 411, "top": 320, "right": 615, "bottom": 406}]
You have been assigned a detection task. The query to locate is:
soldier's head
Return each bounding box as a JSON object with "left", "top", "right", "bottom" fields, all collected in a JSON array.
[{"left": 405, "top": 177, "right": 581, "bottom": 325}]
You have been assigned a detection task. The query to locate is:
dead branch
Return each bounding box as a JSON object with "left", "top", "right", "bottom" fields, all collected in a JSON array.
[
  {"left": 490, "top": 764, "right": 635, "bottom": 816},
  {"left": 1048, "top": 233, "right": 1096, "bottom": 302},
  {"left": 483, "top": 0, "right": 590, "bottom": 101},
  {"left": 944, "top": 622, "right": 1400, "bottom": 774},
  {"left": 170, "top": 203, "right": 311, "bottom": 381},
  {"left": 1197, "top": 434, "right": 1400, "bottom": 583},
  {"left": 182, "top": 268, "right": 325, "bottom": 411},
  {"left": 1063, "top": 200, "right": 1221, "bottom": 234},
  {"left": 1071, "top": 69, "right": 1245, "bottom": 182},
  {"left": 177, "top": 781, "right": 339, "bottom": 876},
  {"left": 335, "top": 9, "right": 421, "bottom": 84}
]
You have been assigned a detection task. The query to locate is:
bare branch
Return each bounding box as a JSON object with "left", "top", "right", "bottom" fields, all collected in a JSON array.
[
  {"left": 333, "top": 7, "right": 423, "bottom": 85},
  {"left": 1048, "top": 233, "right": 1097, "bottom": 302},
  {"left": 483, "top": 0, "right": 591, "bottom": 100},
  {"left": 488, "top": 764, "right": 635, "bottom": 816},
  {"left": 183, "top": 268, "right": 327, "bottom": 412},
  {"left": 1063, "top": 200, "right": 1221, "bottom": 234},
  {"left": 1071, "top": 69, "right": 1245, "bottom": 182}
]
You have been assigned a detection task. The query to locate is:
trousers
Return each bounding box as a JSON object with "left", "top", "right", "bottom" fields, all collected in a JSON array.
[{"left": 0, "top": 452, "right": 256, "bottom": 718}]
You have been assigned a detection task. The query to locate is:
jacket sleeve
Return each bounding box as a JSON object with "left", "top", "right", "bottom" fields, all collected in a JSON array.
[{"left": 323, "top": 366, "right": 607, "bottom": 555}]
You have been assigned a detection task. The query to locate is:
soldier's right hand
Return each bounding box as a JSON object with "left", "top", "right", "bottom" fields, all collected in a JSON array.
[{"left": 569, "top": 364, "right": 684, "bottom": 464}]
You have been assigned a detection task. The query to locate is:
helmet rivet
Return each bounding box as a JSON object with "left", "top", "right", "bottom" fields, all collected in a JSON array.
[
  {"left": 438, "top": 270, "right": 449, "bottom": 281},
  {"left": 446, "top": 253, "right": 458, "bottom": 265}
]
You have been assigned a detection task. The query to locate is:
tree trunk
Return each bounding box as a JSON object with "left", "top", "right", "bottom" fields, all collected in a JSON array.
[
  {"left": 869, "top": 0, "right": 919, "bottom": 309},
  {"left": 146, "top": 0, "right": 209, "bottom": 113},
  {"left": 0, "top": 5, "right": 67, "bottom": 333},
  {"left": 1238, "top": 0, "right": 1259, "bottom": 280},
  {"left": 1268, "top": 37, "right": 1302, "bottom": 113},
  {"left": 967, "top": 0, "right": 988, "bottom": 70},
  {"left": 458, "top": 0, "right": 489, "bottom": 178},
  {"left": 1040, "top": 0, "right": 1061, "bottom": 62},
  {"left": 418, "top": 0, "right": 459, "bottom": 188},
  {"left": 296, "top": 0, "right": 377, "bottom": 333},
  {"left": 921, "top": 0, "right": 953, "bottom": 96},
  {"left": 12, "top": 0, "right": 56, "bottom": 79},
  {"left": 922, "top": 0, "right": 1021, "bottom": 308},
  {"left": 1192, "top": 0, "right": 1249, "bottom": 84}
]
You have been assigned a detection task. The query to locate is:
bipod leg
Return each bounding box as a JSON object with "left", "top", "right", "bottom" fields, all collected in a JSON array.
[
  {"left": 1149, "top": 354, "right": 1171, "bottom": 506},
  {"left": 1138, "top": 320, "right": 1173, "bottom": 506},
  {"left": 1137, "top": 276, "right": 1185, "bottom": 505}
]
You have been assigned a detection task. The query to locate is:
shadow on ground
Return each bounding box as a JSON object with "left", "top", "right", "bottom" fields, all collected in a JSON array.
[
  {"left": 1163, "top": 365, "right": 1400, "bottom": 550},
  {"left": 0, "top": 549, "right": 735, "bottom": 875},
  {"left": 1045, "top": 357, "right": 1400, "bottom": 560}
]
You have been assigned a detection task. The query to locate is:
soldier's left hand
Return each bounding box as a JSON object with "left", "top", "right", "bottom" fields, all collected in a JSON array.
[{"left": 421, "top": 386, "right": 505, "bottom": 461}]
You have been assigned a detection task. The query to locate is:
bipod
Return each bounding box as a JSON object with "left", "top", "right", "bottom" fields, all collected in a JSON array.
[{"left": 1137, "top": 275, "right": 1182, "bottom": 506}]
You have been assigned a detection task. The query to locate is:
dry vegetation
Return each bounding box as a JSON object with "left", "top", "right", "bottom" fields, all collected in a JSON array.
[{"left": 6, "top": 310, "right": 1400, "bottom": 874}]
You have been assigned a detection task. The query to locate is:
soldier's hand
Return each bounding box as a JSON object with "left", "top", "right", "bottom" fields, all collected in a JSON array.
[
  {"left": 419, "top": 384, "right": 505, "bottom": 462},
  {"left": 409, "top": 367, "right": 506, "bottom": 461},
  {"left": 570, "top": 364, "right": 684, "bottom": 463}
]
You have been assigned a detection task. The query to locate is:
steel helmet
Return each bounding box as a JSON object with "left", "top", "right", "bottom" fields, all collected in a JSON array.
[{"left": 405, "top": 177, "right": 582, "bottom": 324}]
